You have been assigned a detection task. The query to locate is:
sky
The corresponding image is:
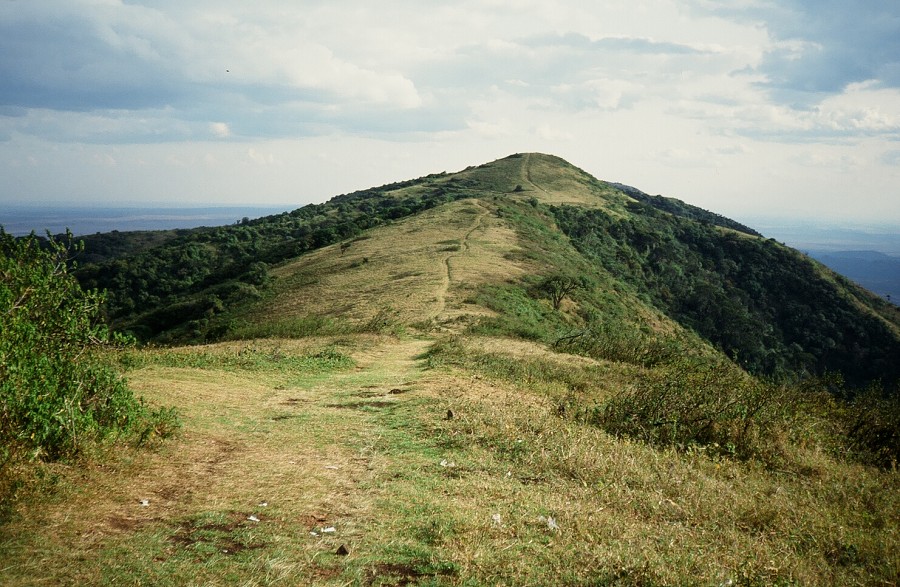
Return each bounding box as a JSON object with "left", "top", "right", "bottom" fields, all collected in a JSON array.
[{"left": 1, "top": 0, "right": 899, "bottom": 226}]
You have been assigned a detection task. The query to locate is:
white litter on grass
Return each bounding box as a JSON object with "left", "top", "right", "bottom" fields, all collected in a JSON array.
[
  {"left": 322, "top": 526, "right": 336, "bottom": 533},
  {"left": 310, "top": 531, "right": 319, "bottom": 537},
  {"left": 537, "top": 515, "right": 560, "bottom": 531},
  {"left": 324, "top": 465, "right": 340, "bottom": 470},
  {"left": 505, "top": 471, "right": 511, "bottom": 478},
  {"left": 247, "top": 515, "right": 260, "bottom": 523},
  {"left": 440, "top": 459, "right": 456, "bottom": 468},
  {"left": 258, "top": 502, "right": 268, "bottom": 507},
  {"left": 491, "top": 513, "right": 502, "bottom": 527},
  {"left": 139, "top": 499, "right": 149, "bottom": 507}
]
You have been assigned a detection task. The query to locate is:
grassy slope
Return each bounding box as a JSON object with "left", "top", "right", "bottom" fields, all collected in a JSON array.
[
  {"left": 3, "top": 153, "right": 899, "bottom": 585},
  {"left": 1, "top": 336, "right": 896, "bottom": 585}
]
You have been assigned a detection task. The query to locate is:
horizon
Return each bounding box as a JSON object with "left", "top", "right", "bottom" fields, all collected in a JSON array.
[
  {"left": 2, "top": 3, "right": 899, "bottom": 225},
  {"left": 4, "top": 199, "right": 899, "bottom": 261}
]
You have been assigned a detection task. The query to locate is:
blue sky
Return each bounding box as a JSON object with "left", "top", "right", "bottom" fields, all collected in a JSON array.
[{"left": 1, "top": 0, "right": 899, "bottom": 225}]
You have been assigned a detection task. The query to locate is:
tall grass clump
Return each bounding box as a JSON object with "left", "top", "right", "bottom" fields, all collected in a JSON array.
[
  {"left": 554, "top": 321, "right": 684, "bottom": 367},
  {"left": 1, "top": 230, "right": 177, "bottom": 514}
]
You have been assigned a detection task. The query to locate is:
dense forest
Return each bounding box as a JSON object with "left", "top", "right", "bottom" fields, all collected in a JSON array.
[{"left": 551, "top": 202, "right": 900, "bottom": 387}]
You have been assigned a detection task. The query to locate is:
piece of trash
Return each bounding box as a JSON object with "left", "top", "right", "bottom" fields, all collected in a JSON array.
[
  {"left": 322, "top": 526, "right": 336, "bottom": 533},
  {"left": 537, "top": 515, "right": 560, "bottom": 531},
  {"left": 258, "top": 502, "right": 268, "bottom": 507},
  {"left": 247, "top": 515, "right": 260, "bottom": 522},
  {"left": 445, "top": 409, "right": 454, "bottom": 420},
  {"left": 324, "top": 465, "right": 340, "bottom": 470},
  {"left": 505, "top": 471, "right": 512, "bottom": 478},
  {"left": 139, "top": 499, "right": 149, "bottom": 507},
  {"left": 310, "top": 531, "right": 319, "bottom": 537},
  {"left": 440, "top": 459, "right": 456, "bottom": 468},
  {"left": 336, "top": 544, "right": 350, "bottom": 556},
  {"left": 491, "top": 513, "right": 502, "bottom": 527}
]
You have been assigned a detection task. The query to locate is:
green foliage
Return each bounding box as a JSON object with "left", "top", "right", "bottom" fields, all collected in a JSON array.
[
  {"left": 75, "top": 174, "right": 473, "bottom": 343},
  {"left": 553, "top": 322, "right": 684, "bottom": 367},
  {"left": 583, "top": 357, "right": 794, "bottom": 460},
  {"left": 839, "top": 384, "right": 900, "bottom": 468},
  {"left": 533, "top": 273, "right": 587, "bottom": 310},
  {"left": 120, "top": 343, "right": 353, "bottom": 375},
  {"left": 1, "top": 230, "right": 178, "bottom": 511},
  {"left": 551, "top": 203, "right": 900, "bottom": 387},
  {"left": 470, "top": 284, "right": 569, "bottom": 341},
  {"left": 1, "top": 231, "right": 143, "bottom": 459}
]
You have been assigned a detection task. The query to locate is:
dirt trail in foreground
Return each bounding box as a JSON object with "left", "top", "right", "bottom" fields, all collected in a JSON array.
[{"left": 1, "top": 336, "right": 439, "bottom": 585}]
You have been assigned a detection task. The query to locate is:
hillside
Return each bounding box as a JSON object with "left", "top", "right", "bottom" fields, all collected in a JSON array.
[
  {"left": 3, "top": 153, "right": 900, "bottom": 585},
  {"left": 75, "top": 153, "right": 900, "bottom": 388}
]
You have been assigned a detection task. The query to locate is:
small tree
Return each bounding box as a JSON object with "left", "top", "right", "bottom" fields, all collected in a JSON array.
[{"left": 537, "top": 274, "right": 585, "bottom": 310}]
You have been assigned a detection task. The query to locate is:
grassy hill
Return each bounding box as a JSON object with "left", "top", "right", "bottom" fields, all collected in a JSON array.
[
  {"left": 2, "top": 153, "right": 899, "bottom": 585},
  {"left": 74, "top": 152, "right": 900, "bottom": 388}
]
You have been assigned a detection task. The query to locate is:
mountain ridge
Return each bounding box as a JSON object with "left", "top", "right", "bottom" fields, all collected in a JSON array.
[{"left": 71, "top": 152, "right": 900, "bottom": 388}]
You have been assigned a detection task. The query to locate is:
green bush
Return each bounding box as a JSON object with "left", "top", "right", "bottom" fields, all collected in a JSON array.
[
  {"left": 585, "top": 357, "right": 794, "bottom": 460},
  {"left": 841, "top": 384, "right": 900, "bottom": 468},
  {"left": 1, "top": 230, "right": 175, "bottom": 500}
]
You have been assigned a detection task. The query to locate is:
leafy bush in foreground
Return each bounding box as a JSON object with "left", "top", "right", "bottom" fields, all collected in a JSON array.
[
  {"left": 581, "top": 357, "right": 796, "bottom": 460},
  {"left": 1, "top": 230, "right": 177, "bottom": 507}
]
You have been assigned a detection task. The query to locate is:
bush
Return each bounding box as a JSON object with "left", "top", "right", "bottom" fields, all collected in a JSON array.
[
  {"left": 1, "top": 230, "right": 176, "bottom": 509},
  {"left": 841, "top": 384, "right": 900, "bottom": 468},
  {"left": 554, "top": 322, "right": 683, "bottom": 367},
  {"left": 585, "top": 357, "right": 793, "bottom": 460}
]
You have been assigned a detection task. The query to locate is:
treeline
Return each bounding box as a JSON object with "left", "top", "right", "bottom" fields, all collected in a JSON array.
[
  {"left": 74, "top": 175, "right": 471, "bottom": 342},
  {"left": 551, "top": 202, "right": 900, "bottom": 388}
]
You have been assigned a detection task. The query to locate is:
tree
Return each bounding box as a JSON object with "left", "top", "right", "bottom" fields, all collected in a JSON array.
[{"left": 537, "top": 274, "right": 586, "bottom": 310}]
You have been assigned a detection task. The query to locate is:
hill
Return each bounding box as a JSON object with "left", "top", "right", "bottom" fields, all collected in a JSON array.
[
  {"left": 74, "top": 153, "right": 900, "bottom": 388},
  {"left": 4, "top": 153, "right": 900, "bottom": 585}
]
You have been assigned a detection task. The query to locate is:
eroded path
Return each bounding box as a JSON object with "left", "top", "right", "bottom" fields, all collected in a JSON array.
[{"left": 0, "top": 336, "right": 447, "bottom": 586}]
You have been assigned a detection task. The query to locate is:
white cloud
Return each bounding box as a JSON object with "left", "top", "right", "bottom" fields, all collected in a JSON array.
[
  {"left": 0, "top": 0, "right": 897, "bottom": 225},
  {"left": 210, "top": 122, "right": 231, "bottom": 138}
]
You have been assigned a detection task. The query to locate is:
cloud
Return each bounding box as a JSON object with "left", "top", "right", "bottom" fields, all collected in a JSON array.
[
  {"left": 210, "top": 122, "right": 231, "bottom": 138},
  {"left": 691, "top": 0, "right": 900, "bottom": 98},
  {"left": 0, "top": 0, "right": 424, "bottom": 143}
]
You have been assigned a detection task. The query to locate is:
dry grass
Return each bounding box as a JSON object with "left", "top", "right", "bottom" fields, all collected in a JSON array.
[
  {"left": 2, "top": 334, "right": 898, "bottom": 585},
  {"left": 259, "top": 199, "right": 525, "bottom": 333}
]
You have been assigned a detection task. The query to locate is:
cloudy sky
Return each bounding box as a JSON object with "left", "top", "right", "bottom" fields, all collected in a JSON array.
[{"left": 2, "top": 0, "right": 899, "bottom": 226}]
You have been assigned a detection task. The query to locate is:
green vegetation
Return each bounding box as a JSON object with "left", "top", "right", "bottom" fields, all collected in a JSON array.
[
  {"left": 3, "top": 153, "right": 898, "bottom": 585},
  {"left": 0, "top": 230, "right": 177, "bottom": 517},
  {"left": 74, "top": 172, "right": 474, "bottom": 343},
  {"left": 551, "top": 202, "right": 900, "bottom": 387}
]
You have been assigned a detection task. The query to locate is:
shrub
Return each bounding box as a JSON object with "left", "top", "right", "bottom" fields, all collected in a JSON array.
[
  {"left": 1, "top": 230, "right": 176, "bottom": 509},
  {"left": 585, "top": 357, "right": 793, "bottom": 460},
  {"left": 554, "top": 322, "right": 683, "bottom": 367},
  {"left": 841, "top": 384, "right": 900, "bottom": 468}
]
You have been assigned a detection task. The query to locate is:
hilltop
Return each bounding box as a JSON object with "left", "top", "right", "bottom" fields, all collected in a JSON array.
[
  {"left": 76, "top": 152, "right": 900, "bottom": 388},
  {"left": 3, "top": 153, "right": 899, "bottom": 585}
]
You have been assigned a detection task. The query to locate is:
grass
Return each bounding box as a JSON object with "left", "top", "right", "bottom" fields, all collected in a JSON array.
[
  {"left": 3, "top": 333, "right": 896, "bottom": 585},
  {"left": 2, "top": 160, "right": 898, "bottom": 584}
]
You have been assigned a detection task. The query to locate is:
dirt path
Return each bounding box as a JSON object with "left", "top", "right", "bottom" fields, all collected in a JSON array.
[
  {"left": 0, "top": 336, "right": 439, "bottom": 586},
  {"left": 433, "top": 201, "right": 490, "bottom": 321},
  {"left": 522, "top": 152, "right": 549, "bottom": 195}
]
